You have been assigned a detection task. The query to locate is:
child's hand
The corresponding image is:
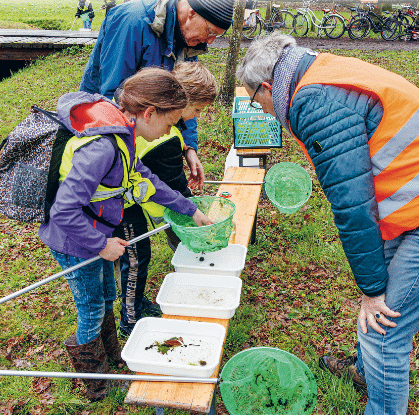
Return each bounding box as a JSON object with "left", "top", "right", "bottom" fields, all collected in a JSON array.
[
  {"left": 185, "top": 149, "right": 204, "bottom": 189},
  {"left": 99, "top": 237, "right": 129, "bottom": 261},
  {"left": 192, "top": 209, "right": 213, "bottom": 226}
]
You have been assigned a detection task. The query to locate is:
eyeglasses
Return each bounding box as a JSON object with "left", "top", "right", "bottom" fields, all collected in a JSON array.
[
  {"left": 203, "top": 18, "right": 220, "bottom": 40},
  {"left": 249, "top": 83, "right": 262, "bottom": 109}
]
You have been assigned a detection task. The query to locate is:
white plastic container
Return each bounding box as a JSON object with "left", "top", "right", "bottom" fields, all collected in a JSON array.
[
  {"left": 121, "top": 317, "right": 226, "bottom": 377},
  {"left": 171, "top": 243, "right": 247, "bottom": 277},
  {"left": 156, "top": 272, "right": 242, "bottom": 319}
]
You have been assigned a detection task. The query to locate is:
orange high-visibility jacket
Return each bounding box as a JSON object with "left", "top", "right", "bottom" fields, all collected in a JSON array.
[{"left": 289, "top": 53, "right": 419, "bottom": 241}]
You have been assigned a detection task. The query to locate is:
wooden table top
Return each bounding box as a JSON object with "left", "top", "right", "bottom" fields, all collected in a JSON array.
[{"left": 124, "top": 166, "right": 265, "bottom": 412}]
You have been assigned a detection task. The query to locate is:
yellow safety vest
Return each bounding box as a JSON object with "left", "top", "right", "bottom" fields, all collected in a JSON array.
[{"left": 59, "top": 134, "right": 163, "bottom": 219}]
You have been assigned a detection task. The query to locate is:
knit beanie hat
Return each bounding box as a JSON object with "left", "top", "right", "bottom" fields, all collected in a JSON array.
[{"left": 188, "top": 0, "right": 235, "bottom": 30}]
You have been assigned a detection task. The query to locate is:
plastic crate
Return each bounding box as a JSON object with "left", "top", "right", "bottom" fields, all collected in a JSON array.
[
  {"left": 232, "top": 96, "right": 282, "bottom": 149},
  {"left": 171, "top": 243, "right": 247, "bottom": 277},
  {"left": 156, "top": 272, "right": 242, "bottom": 319},
  {"left": 121, "top": 317, "right": 225, "bottom": 377}
]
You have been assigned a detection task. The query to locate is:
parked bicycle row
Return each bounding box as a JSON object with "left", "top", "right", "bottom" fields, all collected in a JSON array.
[{"left": 237, "top": 1, "right": 419, "bottom": 41}]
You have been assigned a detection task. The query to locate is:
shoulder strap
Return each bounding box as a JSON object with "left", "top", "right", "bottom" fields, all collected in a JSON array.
[
  {"left": 101, "top": 134, "right": 119, "bottom": 181},
  {"left": 31, "top": 105, "right": 68, "bottom": 130}
]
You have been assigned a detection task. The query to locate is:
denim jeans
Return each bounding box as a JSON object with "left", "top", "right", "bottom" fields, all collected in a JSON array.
[
  {"left": 356, "top": 226, "right": 419, "bottom": 415},
  {"left": 51, "top": 249, "right": 116, "bottom": 345},
  {"left": 82, "top": 19, "right": 91, "bottom": 29}
]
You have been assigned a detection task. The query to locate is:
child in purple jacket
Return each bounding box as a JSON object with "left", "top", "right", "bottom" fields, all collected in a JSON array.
[{"left": 38, "top": 68, "right": 211, "bottom": 401}]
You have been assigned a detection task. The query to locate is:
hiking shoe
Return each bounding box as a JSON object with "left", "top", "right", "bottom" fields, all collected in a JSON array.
[
  {"left": 319, "top": 354, "right": 368, "bottom": 395},
  {"left": 118, "top": 319, "right": 136, "bottom": 339},
  {"left": 141, "top": 297, "right": 162, "bottom": 317}
]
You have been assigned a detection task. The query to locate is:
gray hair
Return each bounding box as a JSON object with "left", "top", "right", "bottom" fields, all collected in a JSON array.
[{"left": 236, "top": 32, "right": 297, "bottom": 91}]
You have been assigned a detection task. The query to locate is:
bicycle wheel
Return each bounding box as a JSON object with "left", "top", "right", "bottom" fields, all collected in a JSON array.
[
  {"left": 271, "top": 10, "right": 295, "bottom": 35},
  {"left": 381, "top": 17, "right": 402, "bottom": 40},
  {"left": 242, "top": 17, "right": 262, "bottom": 40},
  {"left": 348, "top": 17, "right": 370, "bottom": 39},
  {"left": 293, "top": 13, "right": 309, "bottom": 37},
  {"left": 323, "top": 14, "right": 345, "bottom": 39}
]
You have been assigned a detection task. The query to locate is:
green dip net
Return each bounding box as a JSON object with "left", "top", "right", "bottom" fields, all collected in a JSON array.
[
  {"left": 163, "top": 196, "right": 236, "bottom": 253},
  {"left": 220, "top": 347, "right": 317, "bottom": 415},
  {"left": 264, "top": 162, "right": 312, "bottom": 214}
]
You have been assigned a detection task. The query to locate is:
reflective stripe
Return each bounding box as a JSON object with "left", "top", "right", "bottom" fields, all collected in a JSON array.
[
  {"left": 134, "top": 182, "right": 149, "bottom": 204},
  {"left": 378, "top": 173, "right": 419, "bottom": 219},
  {"left": 148, "top": 215, "right": 165, "bottom": 224},
  {"left": 91, "top": 187, "right": 125, "bottom": 200},
  {"left": 371, "top": 109, "right": 419, "bottom": 176}
]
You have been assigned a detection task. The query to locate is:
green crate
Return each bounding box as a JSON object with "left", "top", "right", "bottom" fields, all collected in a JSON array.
[{"left": 232, "top": 96, "right": 282, "bottom": 149}]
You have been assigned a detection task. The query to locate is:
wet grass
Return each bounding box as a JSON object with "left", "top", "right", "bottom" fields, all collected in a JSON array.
[{"left": 1, "top": 5, "right": 419, "bottom": 413}]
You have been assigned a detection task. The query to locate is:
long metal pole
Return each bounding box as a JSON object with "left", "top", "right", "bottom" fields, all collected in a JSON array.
[
  {"left": 0, "top": 223, "right": 171, "bottom": 305},
  {"left": 69, "top": 17, "right": 78, "bottom": 30},
  {"left": 0, "top": 370, "right": 220, "bottom": 384},
  {"left": 204, "top": 180, "right": 264, "bottom": 185}
]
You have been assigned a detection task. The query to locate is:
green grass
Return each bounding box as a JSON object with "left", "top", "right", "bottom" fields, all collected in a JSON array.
[
  {"left": 1, "top": 1, "right": 419, "bottom": 414},
  {"left": 0, "top": 0, "right": 110, "bottom": 31}
]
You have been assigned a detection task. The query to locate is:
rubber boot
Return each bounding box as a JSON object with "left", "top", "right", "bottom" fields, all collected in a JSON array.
[
  {"left": 64, "top": 334, "right": 109, "bottom": 401},
  {"left": 100, "top": 311, "right": 124, "bottom": 366}
]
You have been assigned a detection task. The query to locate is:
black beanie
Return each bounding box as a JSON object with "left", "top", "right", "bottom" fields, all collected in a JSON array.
[{"left": 188, "top": 0, "right": 235, "bottom": 30}]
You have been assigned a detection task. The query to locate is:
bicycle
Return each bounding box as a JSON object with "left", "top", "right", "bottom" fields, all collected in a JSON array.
[
  {"left": 242, "top": 5, "right": 295, "bottom": 40},
  {"left": 293, "top": 0, "right": 345, "bottom": 39},
  {"left": 327, "top": 2, "right": 362, "bottom": 31},
  {"left": 348, "top": 3, "right": 402, "bottom": 41},
  {"left": 384, "top": 4, "right": 418, "bottom": 40}
]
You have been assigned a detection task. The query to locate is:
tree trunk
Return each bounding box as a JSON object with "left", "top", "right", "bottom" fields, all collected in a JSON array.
[
  {"left": 265, "top": 1, "right": 273, "bottom": 21},
  {"left": 218, "top": 0, "right": 246, "bottom": 105}
]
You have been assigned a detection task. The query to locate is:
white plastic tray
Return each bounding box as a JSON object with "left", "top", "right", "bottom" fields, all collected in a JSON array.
[
  {"left": 156, "top": 272, "right": 242, "bottom": 319},
  {"left": 121, "top": 317, "right": 226, "bottom": 377},
  {"left": 171, "top": 243, "right": 247, "bottom": 277}
]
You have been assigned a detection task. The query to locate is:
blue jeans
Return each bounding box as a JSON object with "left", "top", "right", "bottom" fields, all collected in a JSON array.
[
  {"left": 82, "top": 19, "right": 91, "bottom": 29},
  {"left": 356, "top": 226, "right": 419, "bottom": 415},
  {"left": 51, "top": 250, "right": 116, "bottom": 345}
]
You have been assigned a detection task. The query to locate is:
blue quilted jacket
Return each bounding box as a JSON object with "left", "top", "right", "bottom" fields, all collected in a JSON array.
[{"left": 287, "top": 54, "right": 387, "bottom": 297}]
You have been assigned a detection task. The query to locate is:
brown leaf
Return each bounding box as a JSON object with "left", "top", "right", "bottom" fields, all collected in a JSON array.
[
  {"left": 39, "top": 391, "right": 55, "bottom": 405},
  {"left": 164, "top": 340, "right": 182, "bottom": 347},
  {"left": 33, "top": 378, "right": 51, "bottom": 394},
  {"left": 13, "top": 358, "right": 31, "bottom": 368},
  {"left": 51, "top": 349, "right": 64, "bottom": 357}
]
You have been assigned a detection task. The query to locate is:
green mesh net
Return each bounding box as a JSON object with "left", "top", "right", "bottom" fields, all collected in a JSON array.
[
  {"left": 220, "top": 347, "right": 317, "bottom": 415},
  {"left": 264, "top": 163, "right": 312, "bottom": 214},
  {"left": 163, "top": 196, "right": 236, "bottom": 253}
]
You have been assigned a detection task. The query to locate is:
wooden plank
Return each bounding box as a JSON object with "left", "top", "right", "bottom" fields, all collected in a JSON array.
[
  {"left": 0, "top": 47, "right": 53, "bottom": 60},
  {"left": 235, "top": 86, "right": 249, "bottom": 97},
  {"left": 0, "top": 29, "right": 99, "bottom": 38},
  {"left": 220, "top": 167, "right": 265, "bottom": 246},
  {"left": 125, "top": 315, "right": 230, "bottom": 412},
  {"left": 236, "top": 148, "right": 271, "bottom": 157}
]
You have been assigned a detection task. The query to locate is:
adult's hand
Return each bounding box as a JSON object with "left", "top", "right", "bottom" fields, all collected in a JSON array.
[
  {"left": 99, "top": 237, "right": 129, "bottom": 261},
  {"left": 192, "top": 209, "right": 213, "bottom": 227},
  {"left": 358, "top": 293, "right": 401, "bottom": 335},
  {"left": 185, "top": 148, "right": 204, "bottom": 190}
]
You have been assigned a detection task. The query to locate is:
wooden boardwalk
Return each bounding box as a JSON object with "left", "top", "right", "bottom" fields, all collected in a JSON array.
[{"left": 0, "top": 29, "right": 98, "bottom": 60}]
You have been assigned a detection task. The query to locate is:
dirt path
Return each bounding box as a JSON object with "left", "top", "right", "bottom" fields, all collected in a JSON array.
[{"left": 211, "top": 36, "right": 419, "bottom": 51}]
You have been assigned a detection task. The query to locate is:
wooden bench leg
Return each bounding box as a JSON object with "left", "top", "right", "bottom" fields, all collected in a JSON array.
[
  {"left": 156, "top": 408, "right": 164, "bottom": 415},
  {"left": 208, "top": 393, "right": 216, "bottom": 415},
  {"left": 251, "top": 211, "right": 257, "bottom": 245}
]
